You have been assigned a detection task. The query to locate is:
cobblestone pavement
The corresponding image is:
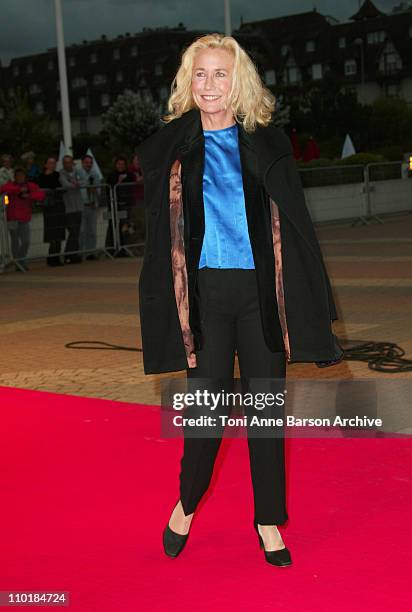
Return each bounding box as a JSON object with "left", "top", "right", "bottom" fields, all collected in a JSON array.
[{"left": 0, "top": 212, "right": 411, "bottom": 405}]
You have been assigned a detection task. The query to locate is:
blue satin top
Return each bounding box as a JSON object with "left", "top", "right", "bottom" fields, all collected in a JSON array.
[{"left": 198, "top": 123, "right": 255, "bottom": 269}]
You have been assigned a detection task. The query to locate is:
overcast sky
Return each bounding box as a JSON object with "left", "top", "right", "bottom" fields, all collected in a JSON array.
[{"left": 0, "top": 0, "right": 401, "bottom": 65}]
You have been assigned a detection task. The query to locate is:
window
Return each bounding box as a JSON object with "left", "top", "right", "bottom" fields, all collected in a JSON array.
[
  {"left": 93, "top": 74, "right": 107, "bottom": 85},
  {"left": 155, "top": 63, "right": 163, "bottom": 76},
  {"left": 29, "top": 83, "right": 42, "bottom": 94},
  {"left": 26, "top": 63, "right": 33, "bottom": 74},
  {"left": 131, "top": 45, "right": 138, "bottom": 56},
  {"left": 79, "top": 118, "right": 88, "bottom": 134},
  {"left": 344, "top": 86, "right": 357, "bottom": 99},
  {"left": 90, "top": 52, "right": 97, "bottom": 63},
  {"left": 264, "top": 69, "right": 276, "bottom": 85},
  {"left": 338, "top": 36, "right": 346, "bottom": 49},
  {"left": 34, "top": 101, "right": 44, "bottom": 114},
  {"left": 8, "top": 88, "right": 15, "bottom": 98},
  {"left": 159, "top": 86, "right": 169, "bottom": 100},
  {"left": 78, "top": 97, "right": 87, "bottom": 110},
  {"left": 48, "top": 59, "right": 54, "bottom": 70},
  {"left": 311, "top": 64, "right": 322, "bottom": 80},
  {"left": 116, "top": 71, "right": 123, "bottom": 82},
  {"left": 381, "top": 52, "right": 402, "bottom": 75},
  {"left": 101, "top": 93, "right": 110, "bottom": 107},
  {"left": 72, "top": 77, "right": 87, "bottom": 88},
  {"left": 69, "top": 56, "right": 76, "bottom": 67},
  {"left": 281, "top": 45, "right": 289, "bottom": 56},
  {"left": 287, "top": 66, "right": 299, "bottom": 84},
  {"left": 385, "top": 83, "right": 401, "bottom": 97},
  {"left": 306, "top": 40, "right": 315, "bottom": 52},
  {"left": 13, "top": 65, "right": 19, "bottom": 77},
  {"left": 113, "top": 48, "right": 120, "bottom": 60},
  {"left": 367, "top": 31, "right": 385, "bottom": 45},
  {"left": 344, "top": 59, "right": 357, "bottom": 75}
]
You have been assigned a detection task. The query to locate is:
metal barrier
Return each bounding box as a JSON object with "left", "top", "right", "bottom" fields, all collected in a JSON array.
[
  {"left": 299, "top": 161, "right": 412, "bottom": 226},
  {"left": 112, "top": 181, "right": 145, "bottom": 256},
  {"left": 365, "top": 161, "right": 412, "bottom": 226},
  {"left": 0, "top": 183, "right": 116, "bottom": 272},
  {"left": 0, "top": 163, "right": 411, "bottom": 273}
]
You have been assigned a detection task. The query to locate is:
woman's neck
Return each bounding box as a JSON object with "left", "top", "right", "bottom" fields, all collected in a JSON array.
[{"left": 200, "top": 109, "right": 236, "bottom": 131}]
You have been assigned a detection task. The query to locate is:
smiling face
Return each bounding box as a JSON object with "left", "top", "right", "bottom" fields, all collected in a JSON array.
[{"left": 191, "top": 47, "right": 235, "bottom": 124}]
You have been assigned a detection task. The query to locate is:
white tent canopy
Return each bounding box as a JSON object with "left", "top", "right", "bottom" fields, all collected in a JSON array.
[{"left": 341, "top": 134, "right": 356, "bottom": 159}]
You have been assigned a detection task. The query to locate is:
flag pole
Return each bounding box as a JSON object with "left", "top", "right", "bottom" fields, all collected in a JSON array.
[
  {"left": 224, "top": 0, "right": 232, "bottom": 36},
  {"left": 54, "top": 0, "right": 72, "bottom": 154}
]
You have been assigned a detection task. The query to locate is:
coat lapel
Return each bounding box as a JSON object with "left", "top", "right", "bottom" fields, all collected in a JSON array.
[{"left": 167, "top": 114, "right": 292, "bottom": 364}]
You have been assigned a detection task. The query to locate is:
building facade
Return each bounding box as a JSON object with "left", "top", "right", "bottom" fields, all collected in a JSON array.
[{"left": 0, "top": 1, "right": 411, "bottom": 136}]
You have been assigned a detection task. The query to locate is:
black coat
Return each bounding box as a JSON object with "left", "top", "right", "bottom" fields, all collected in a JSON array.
[{"left": 136, "top": 107, "right": 344, "bottom": 375}]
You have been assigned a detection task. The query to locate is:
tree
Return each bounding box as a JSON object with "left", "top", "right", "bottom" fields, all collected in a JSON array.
[
  {"left": 101, "top": 90, "right": 161, "bottom": 149},
  {"left": 0, "top": 88, "right": 55, "bottom": 157}
]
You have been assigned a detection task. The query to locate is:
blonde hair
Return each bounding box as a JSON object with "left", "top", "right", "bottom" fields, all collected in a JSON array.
[{"left": 163, "top": 33, "right": 276, "bottom": 133}]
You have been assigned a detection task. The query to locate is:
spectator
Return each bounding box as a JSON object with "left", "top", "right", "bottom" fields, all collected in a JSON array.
[
  {"left": 0, "top": 155, "right": 14, "bottom": 185},
  {"left": 21, "top": 151, "right": 40, "bottom": 181},
  {"left": 128, "top": 153, "right": 144, "bottom": 201},
  {"left": 59, "top": 154, "right": 83, "bottom": 264},
  {"left": 77, "top": 154, "right": 102, "bottom": 260},
  {"left": 38, "top": 156, "right": 66, "bottom": 267},
  {"left": 106, "top": 156, "right": 135, "bottom": 256},
  {"left": 0, "top": 167, "right": 45, "bottom": 271}
]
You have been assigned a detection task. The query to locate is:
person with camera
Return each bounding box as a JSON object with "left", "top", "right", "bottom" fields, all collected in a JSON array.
[
  {"left": 0, "top": 167, "right": 45, "bottom": 271},
  {"left": 78, "top": 154, "right": 102, "bottom": 261}
]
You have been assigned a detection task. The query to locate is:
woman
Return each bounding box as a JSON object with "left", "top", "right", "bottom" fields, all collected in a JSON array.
[
  {"left": 136, "top": 34, "right": 344, "bottom": 566},
  {"left": 21, "top": 151, "right": 40, "bottom": 181},
  {"left": 0, "top": 167, "right": 45, "bottom": 271},
  {"left": 38, "top": 157, "right": 66, "bottom": 266}
]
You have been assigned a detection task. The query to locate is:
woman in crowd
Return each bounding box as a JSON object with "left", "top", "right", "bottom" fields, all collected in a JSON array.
[
  {"left": 0, "top": 167, "right": 45, "bottom": 271},
  {"left": 38, "top": 157, "right": 66, "bottom": 266}
]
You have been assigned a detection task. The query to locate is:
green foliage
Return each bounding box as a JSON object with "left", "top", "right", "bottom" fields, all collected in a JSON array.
[
  {"left": 101, "top": 90, "right": 161, "bottom": 150},
  {"left": 0, "top": 87, "right": 56, "bottom": 157},
  {"left": 368, "top": 97, "right": 412, "bottom": 147}
]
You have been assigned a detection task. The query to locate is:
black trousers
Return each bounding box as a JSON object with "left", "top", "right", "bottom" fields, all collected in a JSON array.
[
  {"left": 179, "top": 267, "right": 288, "bottom": 525},
  {"left": 64, "top": 211, "right": 82, "bottom": 258}
]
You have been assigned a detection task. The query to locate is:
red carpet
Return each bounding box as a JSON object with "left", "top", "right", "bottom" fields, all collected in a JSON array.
[{"left": 0, "top": 386, "right": 410, "bottom": 611}]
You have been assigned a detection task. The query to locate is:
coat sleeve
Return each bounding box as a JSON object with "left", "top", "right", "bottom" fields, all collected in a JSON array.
[
  {"left": 265, "top": 151, "right": 339, "bottom": 322},
  {"left": 281, "top": 154, "right": 339, "bottom": 322},
  {"left": 27, "top": 182, "right": 46, "bottom": 202},
  {"left": 0, "top": 182, "right": 21, "bottom": 195}
]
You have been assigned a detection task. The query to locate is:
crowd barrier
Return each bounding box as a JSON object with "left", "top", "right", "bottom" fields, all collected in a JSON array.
[
  {"left": 0, "top": 163, "right": 411, "bottom": 273},
  {"left": 0, "top": 182, "right": 144, "bottom": 272}
]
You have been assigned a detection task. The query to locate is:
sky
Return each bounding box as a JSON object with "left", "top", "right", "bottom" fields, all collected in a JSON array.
[{"left": 0, "top": 0, "right": 403, "bottom": 65}]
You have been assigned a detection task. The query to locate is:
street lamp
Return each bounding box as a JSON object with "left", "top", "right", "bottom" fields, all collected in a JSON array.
[
  {"left": 354, "top": 37, "right": 365, "bottom": 105},
  {"left": 54, "top": 0, "right": 72, "bottom": 153}
]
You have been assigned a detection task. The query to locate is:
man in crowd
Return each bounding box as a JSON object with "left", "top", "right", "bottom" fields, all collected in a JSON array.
[
  {"left": 0, "top": 155, "right": 15, "bottom": 185},
  {"left": 106, "top": 157, "right": 135, "bottom": 256},
  {"left": 59, "top": 154, "right": 83, "bottom": 264},
  {"left": 77, "top": 154, "right": 102, "bottom": 261}
]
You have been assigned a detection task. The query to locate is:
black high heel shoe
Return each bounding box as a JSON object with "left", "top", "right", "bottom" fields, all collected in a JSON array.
[
  {"left": 162, "top": 500, "right": 191, "bottom": 558},
  {"left": 253, "top": 520, "right": 292, "bottom": 567}
]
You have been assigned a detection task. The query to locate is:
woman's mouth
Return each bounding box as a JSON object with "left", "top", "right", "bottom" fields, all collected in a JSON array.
[{"left": 201, "top": 95, "right": 221, "bottom": 101}]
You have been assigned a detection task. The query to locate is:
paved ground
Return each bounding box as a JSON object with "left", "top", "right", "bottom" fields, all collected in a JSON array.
[{"left": 0, "top": 212, "right": 411, "bottom": 405}]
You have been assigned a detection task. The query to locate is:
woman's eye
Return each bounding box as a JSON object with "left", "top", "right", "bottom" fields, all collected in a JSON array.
[{"left": 216, "top": 72, "right": 226, "bottom": 77}]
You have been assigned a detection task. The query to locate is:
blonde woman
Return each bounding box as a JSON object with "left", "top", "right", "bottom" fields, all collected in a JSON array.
[{"left": 136, "top": 34, "right": 343, "bottom": 566}]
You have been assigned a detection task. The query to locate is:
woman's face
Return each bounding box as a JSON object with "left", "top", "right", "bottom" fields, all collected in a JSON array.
[
  {"left": 45, "top": 157, "right": 56, "bottom": 172},
  {"left": 191, "top": 48, "right": 234, "bottom": 117}
]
